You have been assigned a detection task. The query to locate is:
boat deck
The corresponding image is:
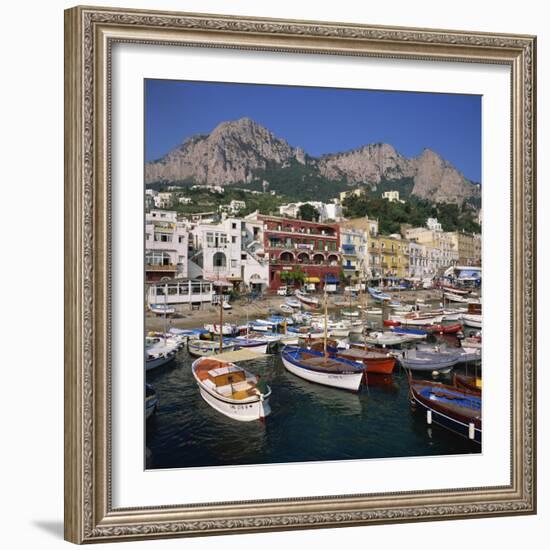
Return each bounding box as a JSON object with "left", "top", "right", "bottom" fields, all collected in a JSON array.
[{"left": 298, "top": 354, "right": 362, "bottom": 374}]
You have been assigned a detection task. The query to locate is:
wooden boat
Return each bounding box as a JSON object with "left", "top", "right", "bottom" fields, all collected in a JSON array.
[
  {"left": 409, "top": 379, "right": 481, "bottom": 443},
  {"left": 294, "top": 290, "right": 320, "bottom": 309},
  {"left": 462, "top": 314, "right": 482, "bottom": 328},
  {"left": 383, "top": 319, "right": 401, "bottom": 327},
  {"left": 454, "top": 373, "right": 482, "bottom": 394},
  {"left": 187, "top": 338, "right": 235, "bottom": 357},
  {"left": 399, "top": 348, "right": 461, "bottom": 372},
  {"left": 281, "top": 346, "right": 365, "bottom": 391},
  {"left": 390, "top": 312, "right": 444, "bottom": 326},
  {"left": 145, "top": 383, "right": 159, "bottom": 420},
  {"left": 192, "top": 357, "right": 271, "bottom": 421},
  {"left": 336, "top": 347, "right": 396, "bottom": 375},
  {"left": 365, "top": 308, "right": 383, "bottom": 315}
]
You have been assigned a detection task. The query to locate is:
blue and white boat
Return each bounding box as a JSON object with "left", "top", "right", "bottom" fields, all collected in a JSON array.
[
  {"left": 390, "top": 326, "right": 428, "bottom": 339},
  {"left": 409, "top": 379, "right": 481, "bottom": 443},
  {"left": 281, "top": 346, "right": 364, "bottom": 391},
  {"left": 367, "top": 287, "right": 391, "bottom": 302},
  {"left": 229, "top": 335, "right": 270, "bottom": 354},
  {"left": 400, "top": 348, "right": 461, "bottom": 372}
]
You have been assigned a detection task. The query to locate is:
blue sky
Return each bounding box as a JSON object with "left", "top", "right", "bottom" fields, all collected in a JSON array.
[{"left": 145, "top": 79, "right": 481, "bottom": 183}]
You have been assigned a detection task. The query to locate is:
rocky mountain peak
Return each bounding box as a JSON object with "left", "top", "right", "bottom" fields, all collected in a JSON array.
[{"left": 145, "top": 118, "right": 480, "bottom": 205}]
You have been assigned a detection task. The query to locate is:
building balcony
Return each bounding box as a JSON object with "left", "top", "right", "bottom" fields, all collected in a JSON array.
[
  {"left": 341, "top": 244, "right": 356, "bottom": 254},
  {"left": 265, "top": 227, "right": 337, "bottom": 238},
  {"left": 145, "top": 263, "right": 177, "bottom": 272}
]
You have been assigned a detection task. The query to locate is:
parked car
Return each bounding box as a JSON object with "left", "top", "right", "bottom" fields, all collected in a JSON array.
[{"left": 277, "top": 286, "right": 290, "bottom": 296}]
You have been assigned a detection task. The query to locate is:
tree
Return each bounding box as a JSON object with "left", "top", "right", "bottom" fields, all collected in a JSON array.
[{"left": 298, "top": 203, "right": 320, "bottom": 222}]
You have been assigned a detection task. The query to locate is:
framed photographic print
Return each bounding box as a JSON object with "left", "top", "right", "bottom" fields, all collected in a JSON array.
[{"left": 64, "top": 5, "right": 537, "bottom": 544}]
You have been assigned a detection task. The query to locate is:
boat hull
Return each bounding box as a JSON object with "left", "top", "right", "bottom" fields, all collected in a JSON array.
[
  {"left": 410, "top": 383, "right": 481, "bottom": 444},
  {"left": 462, "top": 314, "right": 482, "bottom": 328},
  {"left": 197, "top": 385, "right": 271, "bottom": 421},
  {"left": 281, "top": 354, "right": 363, "bottom": 391},
  {"left": 145, "top": 352, "right": 176, "bottom": 371}
]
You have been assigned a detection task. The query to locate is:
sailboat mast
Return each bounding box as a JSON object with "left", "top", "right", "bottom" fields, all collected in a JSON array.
[
  {"left": 163, "top": 282, "right": 168, "bottom": 344},
  {"left": 323, "top": 282, "right": 328, "bottom": 356},
  {"left": 361, "top": 280, "right": 367, "bottom": 351}
]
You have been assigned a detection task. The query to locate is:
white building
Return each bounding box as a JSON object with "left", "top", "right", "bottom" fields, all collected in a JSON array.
[
  {"left": 382, "top": 190, "right": 404, "bottom": 203},
  {"left": 190, "top": 217, "right": 268, "bottom": 292},
  {"left": 340, "top": 227, "right": 368, "bottom": 281},
  {"left": 220, "top": 199, "right": 246, "bottom": 215},
  {"left": 178, "top": 196, "right": 193, "bottom": 205},
  {"left": 145, "top": 210, "right": 189, "bottom": 282},
  {"left": 154, "top": 192, "right": 174, "bottom": 209},
  {"left": 278, "top": 200, "right": 343, "bottom": 222}
]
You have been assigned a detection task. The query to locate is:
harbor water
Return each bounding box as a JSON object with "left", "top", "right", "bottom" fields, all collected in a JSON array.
[{"left": 145, "top": 334, "right": 481, "bottom": 470}]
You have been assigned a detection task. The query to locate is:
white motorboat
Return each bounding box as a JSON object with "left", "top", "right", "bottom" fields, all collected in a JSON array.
[{"left": 192, "top": 357, "right": 272, "bottom": 421}]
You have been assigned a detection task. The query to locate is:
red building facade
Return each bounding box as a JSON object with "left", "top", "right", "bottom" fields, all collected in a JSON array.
[{"left": 256, "top": 215, "right": 341, "bottom": 291}]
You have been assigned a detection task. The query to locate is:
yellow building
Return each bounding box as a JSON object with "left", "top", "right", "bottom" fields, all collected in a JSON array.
[
  {"left": 446, "top": 230, "right": 479, "bottom": 266},
  {"left": 377, "top": 235, "right": 409, "bottom": 278}
]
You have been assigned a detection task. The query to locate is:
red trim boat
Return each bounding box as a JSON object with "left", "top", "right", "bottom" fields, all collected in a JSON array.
[
  {"left": 383, "top": 319, "right": 400, "bottom": 327},
  {"left": 336, "top": 347, "right": 396, "bottom": 375},
  {"left": 422, "top": 323, "right": 463, "bottom": 334}
]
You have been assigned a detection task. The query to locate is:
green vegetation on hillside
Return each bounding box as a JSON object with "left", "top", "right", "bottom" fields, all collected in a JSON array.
[
  {"left": 343, "top": 194, "right": 481, "bottom": 234},
  {"left": 251, "top": 160, "right": 350, "bottom": 201}
]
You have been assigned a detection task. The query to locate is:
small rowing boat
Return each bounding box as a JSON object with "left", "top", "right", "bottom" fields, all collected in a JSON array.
[
  {"left": 192, "top": 357, "right": 271, "bottom": 421},
  {"left": 281, "top": 346, "right": 365, "bottom": 391}
]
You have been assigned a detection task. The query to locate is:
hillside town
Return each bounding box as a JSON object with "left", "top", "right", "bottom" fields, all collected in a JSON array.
[{"left": 145, "top": 187, "right": 481, "bottom": 309}]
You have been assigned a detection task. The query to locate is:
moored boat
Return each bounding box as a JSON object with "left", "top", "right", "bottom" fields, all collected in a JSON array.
[
  {"left": 399, "top": 348, "right": 461, "bottom": 372},
  {"left": 145, "top": 336, "right": 178, "bottom": 370},
  {"left": 294, "top": 289, "right": 320, "bottom": 309},
  {"left": 192, "top": 357, "right": 272, "bottom": 421},
  {"left": 187, "top": 338, "right": 235, "bottom": 357},
  {"left": 367, "top": 287, "right": 391, "bottom": 302},
  {"left": 281, "top": 346, "right": 365, "bottom": 391},
  {"left": 389, "top": 326, "right": 428, "bottom": 339},
  {"left": 230, "top": 334, "right": 270, "bottom": 354},
  {"left": 409, "top": 379, "right": 481, "bottom": 443},
  {"left": 454, "top": 373, "right": 482, "bottom": 394},
  {"left": 462, "top": 314, "right": 482, "bottom": 328},
  {"left": 364, "top": 331, "right": 417, "bottom": 347},
  {"left": 149, "top": 303, "right": 176, "bottom": 316},
  {"left": 204, "top": 323, "right": 237, "bottom": 336},
  {"left": 336, "top": 347, "right": 396, "bottom": 375}
]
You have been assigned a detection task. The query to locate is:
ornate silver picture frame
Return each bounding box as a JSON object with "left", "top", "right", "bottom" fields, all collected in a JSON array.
[{"left": 64, "top": 5, "right": 536, "bottom": 544}]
